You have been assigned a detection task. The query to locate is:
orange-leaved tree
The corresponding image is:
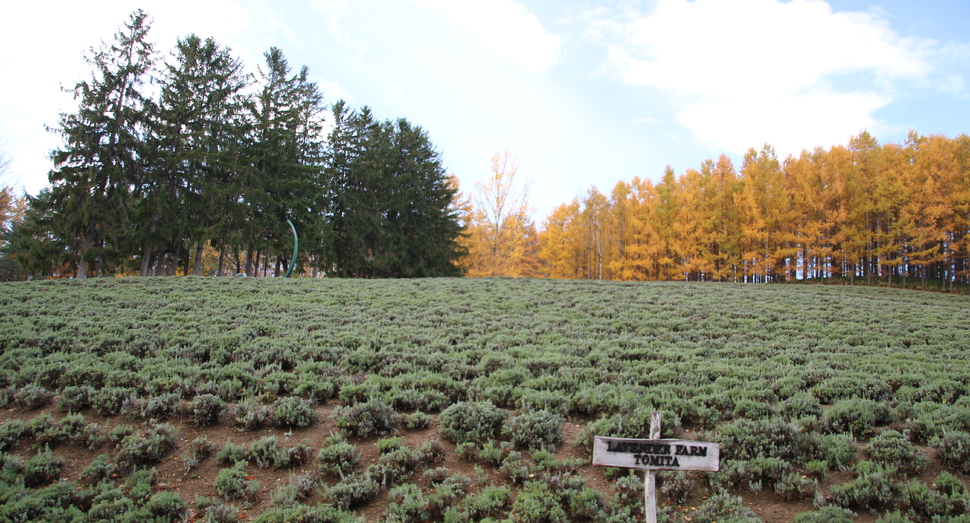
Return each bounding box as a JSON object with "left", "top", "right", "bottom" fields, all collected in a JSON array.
[{"left": 460, "top": 150, "right": 539, "bottom": 277}]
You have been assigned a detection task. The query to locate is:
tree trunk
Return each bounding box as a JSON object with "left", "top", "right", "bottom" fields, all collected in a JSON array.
[
  {"left": 217, "top": 241, "right": 226, "bottom": 277},
  {"left": 76, "top": 221, "right": 97, "bottom": 279},
  {"left": 171, "top": 240, "right": 182, "bottom": 276},
  {"left": 140, "top": 244, "right": 153, "bottom": 277},
  {"left": 245, "top": 245, "right": 254, "bottom": 276},
  {"left": 193, "top": 242, "right": 204, "bottom": 276}
]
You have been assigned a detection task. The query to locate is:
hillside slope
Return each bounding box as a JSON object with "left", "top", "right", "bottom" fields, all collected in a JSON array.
[{"left": 1, "top": 277, "right": 969, "bottom": 522}]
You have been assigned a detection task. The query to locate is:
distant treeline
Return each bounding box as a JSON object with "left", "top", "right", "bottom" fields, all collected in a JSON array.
[
  {"left": 3, "top": 10, "right": 463, "bottom": 280},
  {"left": 535, "top": 132, "right": 970, "bottom": 290}
]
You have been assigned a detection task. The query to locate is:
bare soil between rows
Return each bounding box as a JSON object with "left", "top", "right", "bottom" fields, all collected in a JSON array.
[{"left": 0, "top": 402, "right": 958, "bottom": 522}]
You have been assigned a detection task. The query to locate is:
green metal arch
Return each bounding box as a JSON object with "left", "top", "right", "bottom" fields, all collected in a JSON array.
[{"left": 284, "top": 219, "right": 298, "bottom": 278}]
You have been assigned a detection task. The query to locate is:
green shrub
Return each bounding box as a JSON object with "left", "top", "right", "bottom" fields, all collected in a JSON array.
[
  {"left": 0, "top": 419, "right": 27, "bottom": 451},
  {"left": 23, "top": 449, "right": 65, "bottom": 487},
  {"left": 249, "top": 435, "right": 286, "bottom": 469},
  {"left": 823, "top": 399, "right": 892, "bottom": 437},
  {"left": 245, "top": 436, "right": 313, "bottom": 469},
  {"left": 108, "top": 423, "right": 136, "bottom": 443},
  {"left": 145, "top": 490, "right": 187, "bottom": 521},
  {"left": 693, "top": 492, "right": 762, "bottom": 523},
  {"left": 931, "top": 431, "right": 970, "bottom": 474},
  {"left": 733, "top": 397, "right": 775, "bottom": 420},
  {"left": 252, "top": 504, "right": 359, "bottom": 523},
  {"left": 214, "top": 461, "right": 259, "bottom": 501},
  {"left": 331, "top": 399, "right": 399, "bottom": 437},
  {"left": 57, "top": 385, "right": 94, "bottom": 411},
  {"left": 91, "top": 386, "right": 132, "bottom": 416},
  {"left": 194, "top": 496, "right": 238, "bottom": 523},
  {"left": 182, "top": 436, "right": 215, "bottom": 471},
  {"left": 715, "top": 457, "right": 793, "bottom": 492},
  {"left": 377, "top": 436, "right": 403, "bottom": 454},
  {"left": 775, "top": 472, "right": 818, "bottom": 501},
  {"left": 271, "top": 396, "right": 319, "bottom": 428},
  {"left": 898, "top": 472, "right": 970, "bottom": 519},
  {"left": 438, "top": 401, "right": 507, "bottom": 445},
  {"left": 322, "top": 473, "right": 379, "bottom": 510},
  {"left": 82, "top": 422, "right": 108, "bottom": 449},
  {"left": 402, "top": 411, "right": 432, "bottom": 430},
  {"left": 292, "top": 370, "right": 338, "bottom": 404},
  {"left": 715, "top": 418, "right": 801, "bottom": 462},
  {"left": 317, "top": 433, "right": 360, "bottom": 477},
  {"left": 816, "top": 434, "right": 857, "bottom": 471},
  {"left": 216, "top": 439, "right": 247, "bottom": 465},
  {"left": 518, "top": 389, "right": 570, "bottom": 417},
  {"left": 456, "top": 485, "right": 512, "bottom": 521},
  {"left": 189, "top": 394, "right": 227, "bottom": 427},
  {"left": 909, "top": 403, "right": 970, "bottom": 441},
  {"left": 507, "top": 480, "right": 569, "bottom": 523},
  {"left": 385, "top": 483, "right": 435, "bottom": 522},
  {"left": 139, "top": 392, "right": 182, "bottom": 420},
  {"left": 781, "top": 392, "right": 823, "bottom": 420},
  {"left": 115, "top": 423, "right": 179, "bottom": 473},
  {"left": 14, "top": 385, "right": 54, "bottom": 410},
  {"left": 792, "top": 506, "right": 856, "bottom": 523},
  {"left": 387, "top": 387, "right": 450, "bottom": 413},
  {"left": 830, "top": 462, "right": 898, "bottom": 510},
  {"left": 367, "top": 443, "right": 425, "bottom": 488},
  {"left": 0, "top": 480, "right": 85, "bottom": 523},
  {"left": 283, "top": 441, "right": 314, "bottom": 468},
  {"left": 867, "top": 430, "right": 927, "bottom": 476},
  {"left": 804, "top": 459, "right": 829, "bottom": 480},
  {"left": 232, "top": 400, "right": 270, "bottom": 430},
  {"left": 81, "top": 453, "right": 115, "bottom": 483},
  {"left": 658, "top": 471, "right": 695, "bottom": 506},
  {"left": 874, "top": 510, "right": 914, "bottom": 523},
  {"left": 505, "top": 409, "right": 563, "bottom": 452}
]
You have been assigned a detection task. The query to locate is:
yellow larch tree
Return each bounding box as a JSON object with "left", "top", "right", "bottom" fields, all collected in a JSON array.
[
  {"left": 580, "top": 187, "right": 613, "bottom": 280},
  {"left": 461, "top": 150, "right": 539, "bottom": 278},
  {"left": 903, "top": 132, "right": 958, "bottom": 290},
  {"left": 538, "top": 199, "right": 584, "bottom": 279},
  {"left": 737, "top": 145, "right": 787, "bottom": 282}
]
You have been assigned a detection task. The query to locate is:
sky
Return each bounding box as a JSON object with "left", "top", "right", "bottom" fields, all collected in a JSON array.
[{"left": 1, "top": 0, "right": 968, "bottom": 222}]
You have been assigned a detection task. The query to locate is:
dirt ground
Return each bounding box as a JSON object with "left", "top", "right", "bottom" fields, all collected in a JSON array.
[{"left": 0, "top": 404, "right": 959, "bottom": 522}]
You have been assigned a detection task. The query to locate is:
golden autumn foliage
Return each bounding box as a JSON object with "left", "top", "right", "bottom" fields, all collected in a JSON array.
[
  {"left": 461, "top": 132, "right": 970, "bottom": 291},
  {"left": 458, "top": 150, "right": 539, "bottom": 278}
]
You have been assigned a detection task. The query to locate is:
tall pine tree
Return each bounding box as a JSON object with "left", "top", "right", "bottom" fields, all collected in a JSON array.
[
  {"left": 47, "top": 10, "right": 155, "bottom": 278},
  {"left": 140, "top": 34, "right": 250, "bottom": 276}
]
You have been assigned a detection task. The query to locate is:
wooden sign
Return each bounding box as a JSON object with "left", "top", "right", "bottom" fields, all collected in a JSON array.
[
  {"left": 591, "top": 412, "right": 720, "bottom": 523},
  {"left": 592, "top": 436, "right": 720, "bottom": 471}
]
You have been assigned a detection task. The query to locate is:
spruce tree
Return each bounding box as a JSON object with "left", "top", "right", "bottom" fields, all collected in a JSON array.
[
  {"left": 47, "top": 10, "right": 155, "bottom": 278},
  {"left": 140, "top": 34, "right": 249, "bottom": 276},
  {"left": 244, "top": 47, "right": 328, "bottom": 276}
]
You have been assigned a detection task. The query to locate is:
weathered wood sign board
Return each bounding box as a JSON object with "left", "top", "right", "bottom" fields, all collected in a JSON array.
[
  {"left": 592, "top": 413, "right": 720, "bottom": 523},
  {"left": 592, "top": 436, "right": 720, "bottom": 471}
]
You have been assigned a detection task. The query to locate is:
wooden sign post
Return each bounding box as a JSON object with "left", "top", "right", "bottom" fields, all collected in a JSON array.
[{"left": 592, "top": 412, "right": 720, "bottom": 523}]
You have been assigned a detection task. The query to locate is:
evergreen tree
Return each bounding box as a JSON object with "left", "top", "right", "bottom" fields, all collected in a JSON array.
[
  {"left": 327, "top": 104, "right": 464, "bottom": 277},
  {"left": 140, "top": 34, "right": 250, "bottom": 276},
  {"left": 244, "top": 47, "right": 328, "bottom": 276},
  {"left": 47, "top": 10, "right": 155, "bottom": 278},
  {"left": 381, "top": 118, "right": 465, "bottom": 277},
  {"left": 327, "top": 102, "right": 381, "bottom": 277}
]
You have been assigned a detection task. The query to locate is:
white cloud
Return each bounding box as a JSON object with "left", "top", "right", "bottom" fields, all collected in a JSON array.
[
  {"left": 596, "top": 0, "right": 934, "bottom": 156},
  {"left": 411, "top": 0, "right": 561, "bottom": 73},
  {"left": 0, "top": 0, "right": 254, "bottom": 195}
]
